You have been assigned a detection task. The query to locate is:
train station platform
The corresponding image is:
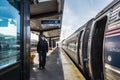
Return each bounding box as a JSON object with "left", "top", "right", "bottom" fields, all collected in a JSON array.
[{"left": 30, "top": 47, "right": 86, "bottom": 80}]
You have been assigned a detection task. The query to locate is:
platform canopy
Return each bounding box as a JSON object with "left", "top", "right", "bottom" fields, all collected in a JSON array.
[{"left": 30, "top": 0, "right": 64, "bottom": 41}]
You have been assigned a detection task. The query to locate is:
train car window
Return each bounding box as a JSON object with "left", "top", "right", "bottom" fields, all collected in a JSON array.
[
  {"left": 74, "top": 42, "right": 76, "bottom": 50},
  {"left": 0, "top": 0, "right": 21, "bottom": 69},
  {"left": 67, "top": 41, "right": 77, "bottom": 52},
  {"left": 118, "top": 11, "right": 120, "bottom": 18}
]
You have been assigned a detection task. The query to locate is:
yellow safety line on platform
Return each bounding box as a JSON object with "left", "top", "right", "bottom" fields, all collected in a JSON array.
[{"left": 60, "top": 48, "right": 86, "bottom": 80}]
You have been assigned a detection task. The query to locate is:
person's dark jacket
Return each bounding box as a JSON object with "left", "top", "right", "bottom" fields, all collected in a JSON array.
[{"left": 37, "top": 39, "right": 48, "bottom": 53}]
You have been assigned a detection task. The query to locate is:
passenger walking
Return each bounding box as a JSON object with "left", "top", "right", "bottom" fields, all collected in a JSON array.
[{"left": 37, "top": 35, "right": 48, "bottom": 70}]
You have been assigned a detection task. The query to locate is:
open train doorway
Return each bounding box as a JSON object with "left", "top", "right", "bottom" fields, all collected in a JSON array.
[
  {"left": 90, "top": 16, "right": 107, "bottom": 80},
  {"left": 77, "top": 30, "right": 83, "bottom": 65}
]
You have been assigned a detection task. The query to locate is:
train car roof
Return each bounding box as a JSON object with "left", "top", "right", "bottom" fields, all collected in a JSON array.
[
  {"left": 95, "top": 0, "right": 119, "bottom": 19},
  {"left": 65, "top": 18, "right": 94, "bottom": 41}
]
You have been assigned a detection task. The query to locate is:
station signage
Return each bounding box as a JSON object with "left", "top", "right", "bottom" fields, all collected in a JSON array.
[{"left": 41, "top": 19, "right": 61, "bottom": 27}]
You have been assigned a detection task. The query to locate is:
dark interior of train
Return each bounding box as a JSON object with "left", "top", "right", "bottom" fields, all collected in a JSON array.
[{"left": 91, "top": 16, "right": 107, "bottom": 80}]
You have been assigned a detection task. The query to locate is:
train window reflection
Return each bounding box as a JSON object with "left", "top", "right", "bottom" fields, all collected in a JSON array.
[{"left": 0, "top": 0, "right": 21, "bottom": 69}]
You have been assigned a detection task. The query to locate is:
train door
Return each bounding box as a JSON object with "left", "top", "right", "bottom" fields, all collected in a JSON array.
[
  {"left": 90, "top": 16, "right": 107, "bottom": 80},
  {"left": 77, "top": 30, "right": 83, "bottom": 65},
  {"left": 82, "top": 19, "right": 94, "bottom": 76}
]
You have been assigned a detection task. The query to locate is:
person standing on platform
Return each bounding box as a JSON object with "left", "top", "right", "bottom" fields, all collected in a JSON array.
[{"left": 37, "top": 35, "right": 48, "bottom": 70}]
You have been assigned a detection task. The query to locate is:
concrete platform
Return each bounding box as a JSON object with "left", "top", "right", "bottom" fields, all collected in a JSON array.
[{"left": 30, "top": 47, "right": 86, "bottom": 80}]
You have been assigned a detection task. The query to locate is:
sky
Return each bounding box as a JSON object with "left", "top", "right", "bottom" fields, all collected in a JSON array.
[
  {"left": 60, "top": 0, "right": 113, "bottom": 41},
  {"left": 31, "top": 0, "right": 113, "bottom": 41}
]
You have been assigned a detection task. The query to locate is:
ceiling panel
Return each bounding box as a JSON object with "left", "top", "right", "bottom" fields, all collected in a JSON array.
[{"left": 30, "top": 0, "right": 64, "bottom": 41}]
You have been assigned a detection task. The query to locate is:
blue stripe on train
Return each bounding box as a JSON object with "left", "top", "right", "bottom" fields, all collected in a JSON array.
[{"left": 104, "top": 35, "right": 120, "bottom": 68}]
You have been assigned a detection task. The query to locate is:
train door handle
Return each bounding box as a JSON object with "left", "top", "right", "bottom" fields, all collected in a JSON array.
[{"left": 83, "top": 58, "right": 89, "bottom": 61}]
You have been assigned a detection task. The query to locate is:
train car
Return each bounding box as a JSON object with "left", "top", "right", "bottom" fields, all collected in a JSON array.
[
  {"left": 62, "top": 0, "right": 120, "bottom": 80},
  {"left": 88, "top": 0, "right": 120, "bottom": 80},
  {"left": 62, "top": 19, "right": 94, "bottom": 79}
]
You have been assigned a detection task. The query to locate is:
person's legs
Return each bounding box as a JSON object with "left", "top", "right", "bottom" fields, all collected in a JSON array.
[
  {"left": 39, "top": 51, "right": 46, "bottom": 69},
  {"left": 42, "top": 51, "right": 46, "bottom": 69},
  {"left": 38, "top": 52, "right": 42, "bottom": 69}
]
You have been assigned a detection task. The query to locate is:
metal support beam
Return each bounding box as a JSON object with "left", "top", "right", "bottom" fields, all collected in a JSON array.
[
  {"left": 49, "top": 38, "right": 52, "bottom": 48},
  {"left": 52, "top": 40, "right": 56, "bottom": 48},
  {"left": 51, "top": 38, "right": 60, "bottom": 41},
  {"left": 30, "top": 11, "right": 62, "bottom": 19},
  {"left": 46, "top": 35, "right": 60, "bottom": 38},
  {"left": 57, "top": 0, "right": 62, "bottom": 12},
  {"left": 31, "top": 27, "right": 60, "bottom": 32}
]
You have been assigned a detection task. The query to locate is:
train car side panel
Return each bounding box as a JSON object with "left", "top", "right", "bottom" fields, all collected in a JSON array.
[{"left": 104, "top": 2, "right": 120, "bottom": 79}]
